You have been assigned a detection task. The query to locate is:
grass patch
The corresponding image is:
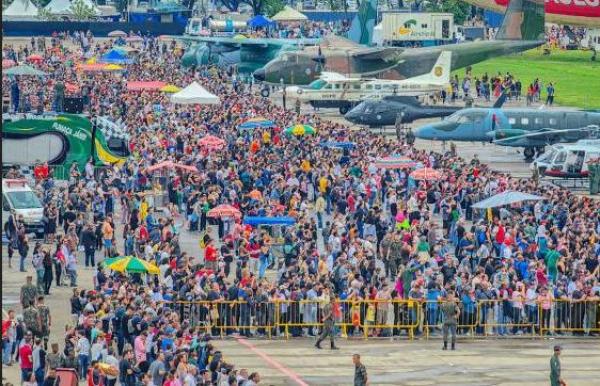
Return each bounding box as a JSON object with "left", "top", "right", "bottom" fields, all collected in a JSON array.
[{"left": 452, "top": 49, "right": 600, "bottom": 109}]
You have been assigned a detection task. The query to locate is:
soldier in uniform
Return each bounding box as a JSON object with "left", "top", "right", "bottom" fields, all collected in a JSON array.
[
  {"left": 386, "top": 231, "right": 403, "bottom": 278},
  {"left": 550, "top": 345, "right": 566, "bottom": 386},
  {"left": 315, "top": 294, "right": 339, "bottom": 350},
  {"left": 22, "top": 301, "right": 41, "bottom": 338},
  {"left": 440, "top": 290, "right": 460, "bottom": 351},
  {"left": 20, "top": 276, "right": 38, "bottom": 310},
  {"left": 36, "top": 296, "right": 51, "bottom": 350},
  {"left": 46, "top": 343, "right": 64, "bottom": 371}
]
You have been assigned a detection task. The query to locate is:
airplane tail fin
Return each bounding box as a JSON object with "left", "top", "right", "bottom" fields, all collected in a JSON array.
[
  {"left": 496, "top": 0, "right": 545, "bottom": 41},
  {"left": 348, "top": 0, "right": 378, "bottom": 45},
  {"left": 409, "top": 51, "right": 452, "bottom": 85},
  {"left": 492, "top": 90, "right": 508, "bottom": 108}
]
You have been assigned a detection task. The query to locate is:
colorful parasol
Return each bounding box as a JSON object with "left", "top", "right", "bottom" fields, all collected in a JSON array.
[
  {"left": 160, "top": 84, "right": 181, "bottom": 93},
  {"left": 106, "top": 256, "right": 160, "bottom": 274},
  {"left": 285, "top": 124, "right": 316, "bottom": 136},
  {"left": 374, "top": 155, "right": 416, "bottom": 169},
  {"left": 207, "top": 204, "right": 241, "bottom": 219},
  {"left": 108, "top": 30, "right": 128, "bottom": 37},
  {"left": 238, "top": 117, "right": 275, "bottom": 130},
  {"left": 2, "top": 59, "right": 16, "bottom": 69},
  {"left": 26, "top": 54, "right": 44, "bottom": 63},
  {"left": 198, "top": 135, "right": 226, "bottom": 150},
  {"left": 146, "top": 161, "right": 198, "bottom": 174},
  {"left": 410, "top": 167, "right": 443, "bottom": 181},
  {"left": 104, "top": 64, "right": 124, "bottom": 71}
]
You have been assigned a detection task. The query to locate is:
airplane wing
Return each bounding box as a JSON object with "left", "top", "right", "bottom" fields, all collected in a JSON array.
[
  {"left": 493, "top": 125, "right": 600, "bottom": 145},
  {"left": 165, "top": 35, "right": 320, "bottom": 49},
  {"left": 354, "top": 47, "right": 404, "bottom": 62}
]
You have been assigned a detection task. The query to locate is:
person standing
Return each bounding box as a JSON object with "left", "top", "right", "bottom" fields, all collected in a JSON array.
[
  {"left": 20, "top": 276, "right": 38, "bottom": 310},
  {"left": 36, "top": 297, "right": 50, "bottom": 351},
  {"left": 546, "top": 82, "right": 555, "bottom": 106},
  {"left": 22, "top": 303, "right": 40, "bottom": 340},
  {"left": 80, "top": 223, "right": 97, "bottom": 267},
  {"left": 550, "top": 345, "right": 566, "bottom": 386},
  {"left": 32, "top": 338, "right": 46, "bottom": 386},
  {"left": 315, "top": 294, "right": 339, "bottom": 350},
  {"left": 19, "top": 332, "right": 34, "bottom": 384},
  {"left": 353, "top": 354, "right": 368, "bottom": 386},
  {"left": 440, "top": 290, "right": 460, "bottom": 351}
]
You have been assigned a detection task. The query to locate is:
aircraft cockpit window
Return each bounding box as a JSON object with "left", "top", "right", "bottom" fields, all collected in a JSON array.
[
  {"left": 364, "top": 107, "right": 373, "bottom": 114},
  {"left": 324, "top": 84, "right": 332, "bottom": 89},
  {"left": 555, "top": 151, "right": 567, "bottom": 164},
  {"left": 470, "top": 112, "right": 487, "bottom": 123},
  {"left": 446, "top": 113, "right": 470, "bottom": 123},
  {"left": 334, "top": 84, "right": 341, "bottom": 90},
  {"left": 308, "top": 79, "right": 326, "bottom": 90},
  {"left": 281, "top": 54, "right": 289, "bottom": 62}
]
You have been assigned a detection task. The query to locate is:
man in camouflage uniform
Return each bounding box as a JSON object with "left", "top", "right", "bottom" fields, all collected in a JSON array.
[
  {"left": 37, "top": 296, "right": 51, "bottom": 350},
  {"left": 23, "top": 301, "right": 41, "bottom": 338},
  {"left": 46, "top": 343, "right": 64, "bottom": 371},
  {"left": 315, "top": 294, "right": 339, "bottom": 350},
  {"left": 20, "top": 276, "right": 38, "bottom": 309},
  {"left": 440, "top": 289, "right": 460, "bottom": 351},
  {"left": 386, "top": 231, "right": 404, "bottom": 278}
]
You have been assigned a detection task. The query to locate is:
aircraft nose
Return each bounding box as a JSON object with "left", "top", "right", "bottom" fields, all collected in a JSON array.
[
  {"left": 414, "top": 124, "right": 436, "bottom": 139},
  {"left": 344, "top": 109, "right": 360, "bottom": 123},
  {"left": 253, "top": 68, "right": 265, "bottom": 82}
]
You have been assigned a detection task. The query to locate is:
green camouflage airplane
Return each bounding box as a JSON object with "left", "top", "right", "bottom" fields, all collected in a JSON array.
[
  {"left": 253, "top": 0, "right": 546, "bottom": 85},
  {"left": 171, "top": 35, "right": 321, "bottom": 73}
]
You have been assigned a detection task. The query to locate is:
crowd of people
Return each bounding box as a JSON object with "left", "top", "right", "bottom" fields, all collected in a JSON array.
[{"left": 2, "top": 32, "right": 599, "bottom": 386}]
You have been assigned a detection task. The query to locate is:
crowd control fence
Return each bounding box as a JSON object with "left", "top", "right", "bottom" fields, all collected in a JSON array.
[{"left": 162, "top": 299, "right": 600, "bottom": 339}]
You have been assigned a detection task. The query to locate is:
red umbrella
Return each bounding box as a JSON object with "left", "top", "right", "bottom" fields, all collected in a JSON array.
[
  {"left": 374, "top": 156, "right": 416, "bottom": 169},
  {"left": 198, "top": 135, "right": 225, "bottom": 150},
  {"left": 27, "top": 54, "right": 44, "bottom": 63},
  {"left": 146, "top": 161, "right": 198, "bottom": 174},
  {"left": 207, "top": 204, "right": 241, "bottom": 219},
  {"left": 2, "top": 59, "right": 16, "bottom": 69},
  {"left": 65, "top": 83, "right": 80, "bottom": 93},
  {"left": 410, "top": 168, "right": 443, "bottom": 181}
]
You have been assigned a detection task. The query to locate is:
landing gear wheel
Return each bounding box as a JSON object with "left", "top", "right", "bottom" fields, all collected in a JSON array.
[
  {"left": 339, "top": 105, "right": 349, "bottom": 115},
  {"left": 261, "top": 88, "right": 270, "bottom": 98},
  {"left": 524, "top": 147, "right": 535, "bottom": 160}
]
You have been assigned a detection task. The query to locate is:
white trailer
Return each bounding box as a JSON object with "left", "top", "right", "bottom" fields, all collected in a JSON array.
[{"left": 380, "top": 12, "right": 454, "bottom": 46}]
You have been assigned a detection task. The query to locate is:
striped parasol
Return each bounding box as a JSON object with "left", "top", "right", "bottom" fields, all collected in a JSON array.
[
  {"left": 198, "top": 135, "right": 226, "bottom": 150},
  {"left": 285, "top": 124, "right": 316, "bottom": 136},
  {"left": 106, "top": 256, "right": 160, "bottom": 274},
  {"left": 374, "top": 155, "right": 416, "bottom": 169},
  {"left": 207, "top": 204, "right": 241, "bottom": 219},
  {"left": 410, "top": 167, "right": 443, "bottom": 181}
]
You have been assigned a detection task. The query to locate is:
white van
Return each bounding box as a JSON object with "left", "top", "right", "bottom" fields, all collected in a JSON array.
[{"left": 2, "top": 179, "right": 45, "bottom": 239}]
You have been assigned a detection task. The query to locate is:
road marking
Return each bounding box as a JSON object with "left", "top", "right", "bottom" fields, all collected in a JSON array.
[{"left": 235, "top": 338, "right": 309, "bottom": 386}]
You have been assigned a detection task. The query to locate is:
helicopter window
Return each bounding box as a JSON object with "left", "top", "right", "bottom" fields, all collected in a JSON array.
[
  {"left": 374, "top": 85, "right": 382, "bottom": 90},
  {"left": 534, "top": 117, "right": 543, "bottom": 125},
  {"left": 308, "top": 79, "right": 326, "bottom": 90},
  {"left": 446, "top": 113, "right": 470, "bottom": 123},
  {"left": 366, "top": 85, "right": 373, "bottom": 90},
  {"left": 353, "top": 84, "right": 361, "bottom": 90},
  {"left": 549, "top": 118, "right": 557, "bottom": 126},
  {"left": 324, "top": 84, "right": 332, "bottom": 90},
  {"left": 508, "top": 117, "right": 516, "bottom": 125},
  {"left": 364, "top": 107, "right": 373, "bottom": 114},
  {"left": 555, "top": 151, "right": 567, "bottom": 164},
  {"left": 334, "top": 84, "right": 341, "bottom": 90},
  {"left": 521, "top": 118, "right": 529, "bottom": 125},
  {"left": 471, "top": 112, "right": 487, "bottom": 123}
]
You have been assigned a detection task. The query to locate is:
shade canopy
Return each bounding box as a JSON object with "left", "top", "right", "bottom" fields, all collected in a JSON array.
[
  {"left": 146, "top": 161, "right": 198, "bottom": 174},
  {"left": 271, "top": 6, "right": 307, "bottom": 22},
  {"left": 106, "top": 256, "right": 160, "bottom": 274},
  {"left": 410, "top": 167, "right": 442, "bottom": 181},
  {"left": 374, "top": 156, "right": 415, "bottom": 169},
  {"left": 99, "top": 49, "right": 133, "bottom": 64},
  {"left": 285, "top": 124, "right": 316, "bottom": 136},
  {"left": 3, "top": 64, "right": 46, "bottom": 76},
  {"left": 45, "top": 0, "right": 99, "bottom": 15},
  {"left": 170, "top": 82, "right": 220, "bottom": 105},
  {"left": 108, "top": 30, "right": 127, "bottom": 37},
  {"left": 2, "top": 59, "right": 16, "bottom": 69},
  {"left": 238, "top": 117, "right": 275, "bottom": 130},
  {"left": 207, "top": 204, "right": 241, "bottom": 219},
  {"left": 243, "top": 216, "right": 296, "bottom": 226},
  {"left": 3, "top": 0, "right": 38, "bottom": 19},
  {"left": 248, "top": 15, "right": 274, "bottom": 28},
  {"left": 319, "top": 141, "right": 356, "bottom": 150},
  {"left": 472, "top": 191, "right": 545, "bottom": 209}
]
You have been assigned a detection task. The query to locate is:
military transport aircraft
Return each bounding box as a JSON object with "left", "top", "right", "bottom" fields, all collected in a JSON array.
[
  {"left": 414, "top": 108, "right": 600, "bottom": 159},
  {"left": 253, "top": 0, "right": 546, "bottom": 85}
]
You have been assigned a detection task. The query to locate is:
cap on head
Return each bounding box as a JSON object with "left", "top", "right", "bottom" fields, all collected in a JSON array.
[{"left": 554, "top": 345, "right": 562, "bottom": 352}]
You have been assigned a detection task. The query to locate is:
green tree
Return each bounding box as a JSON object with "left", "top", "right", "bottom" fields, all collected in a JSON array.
[
  {"left": 425, "top": 0, "right": 470, "bottom": 25},
  {"left": 244, "top": 0, "right": 283, "bottom": 17},
  {"left": 37, "top": 6, "right": 59, "bottom": 21},
  {"left": 69, "top": 0, "right": 97, "bottom": 20}
]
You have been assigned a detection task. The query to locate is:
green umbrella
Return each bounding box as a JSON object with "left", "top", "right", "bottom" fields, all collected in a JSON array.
[
  {"left": 101, "top": 256, "right": 126, "bottom": 267},
  {"left": 3, "top": 64, "right": 47, "bottom": 76},
  {"left": 106, "top": 256, "right": 160, "bottom": 274},
  {"left": 284, "top": 124, "right": 316, "bottom": 136}
]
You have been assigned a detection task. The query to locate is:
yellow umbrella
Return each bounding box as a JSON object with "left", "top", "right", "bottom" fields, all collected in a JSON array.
[
  {"left": 160, "top": 84, "right": 181, "bottom": 93},
  {"left": 86, "top": 57, "right": 97, "bottom": 64},
  {"left": 106, "top": 256, "right": 160, "bottom": 274},
  {"left": 104, "top": 64, "right": 124, "bottom": 71},
  {"left": 233, "top": 34, "right": 247, "bottom": 40}
]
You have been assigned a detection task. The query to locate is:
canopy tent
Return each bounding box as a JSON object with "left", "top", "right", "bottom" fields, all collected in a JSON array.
[
  {"left": 3, "top": 64, "right": 46, "bottom": 76},
  {"left": 238, "top": 117, "right": 275, "bottom": 131},
  {"left": 3, "top": 0, "right": 38, "bottom": 19},
  {"left": 126, "top": 81, "right": 167, "bottom": 91},
  {"left": 374, "top": 156, "right": 415, "bottom": 169},
  {"left": 170, "top": 82, "right": 220, "bottom": 105},
  {"left": 207, "top": 204, "right": 241, "bottom": 219},
  {"left": 99, "top": 49, "right": 133, "bottom": 64},
  {"left": 243, "top": 216, "right": 296, "bottom": 226},
  {"left": 45, "top": 0, "right": 99, "bottom": 15},
  {"left": 247, "top": 15, "right": 275, "bottom": 28},
  {"left": 472, "top": 191, "right": 545, "bottom": 209},
  {"left": 271, "top": 6, "right": 307, "bottom": 22}
]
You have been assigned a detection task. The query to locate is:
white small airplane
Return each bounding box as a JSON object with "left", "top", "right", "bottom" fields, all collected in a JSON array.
[{"left": 281, "top": 50, "right": 452, "bottom": 114}]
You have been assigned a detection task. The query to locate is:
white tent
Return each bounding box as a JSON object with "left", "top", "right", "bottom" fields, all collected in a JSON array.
[
  {"left": 171, "top": 82, "right": 220, "bottom": 105},
  {"left": 3, "top": 0, "right": 39, "bottom": 19},
  {"left": 271, "top": 6, "right": 307, "bottom": 22},
  {"left": 45, "top": 0, "right": 99, "bottom": 15}
]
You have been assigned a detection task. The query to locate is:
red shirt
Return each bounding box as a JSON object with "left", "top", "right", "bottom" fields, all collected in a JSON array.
[
  {"left": 19, "top": 343, "right": 33, "bottom": 369},
  {"left": 205, "top": 245, "right": 217, "bottom": 262}
]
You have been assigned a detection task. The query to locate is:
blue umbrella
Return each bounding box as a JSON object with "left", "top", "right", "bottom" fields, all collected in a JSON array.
[
  {"left": 247, "top": 15, "right": 275, "bottom": 28},
  {"left": 472, "top": 191, "right": 545, "bottom": 209},
  {"left": 238, "top": 117, "right": 275, "bottom": 131},
  {"left": 319, "top": 141, "right": 356, "bottom": 150}
]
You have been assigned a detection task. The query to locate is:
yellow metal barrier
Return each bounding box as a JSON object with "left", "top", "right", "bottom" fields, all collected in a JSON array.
[{"left": 164, "top": 299, "right": 600, "bottom": 339}]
